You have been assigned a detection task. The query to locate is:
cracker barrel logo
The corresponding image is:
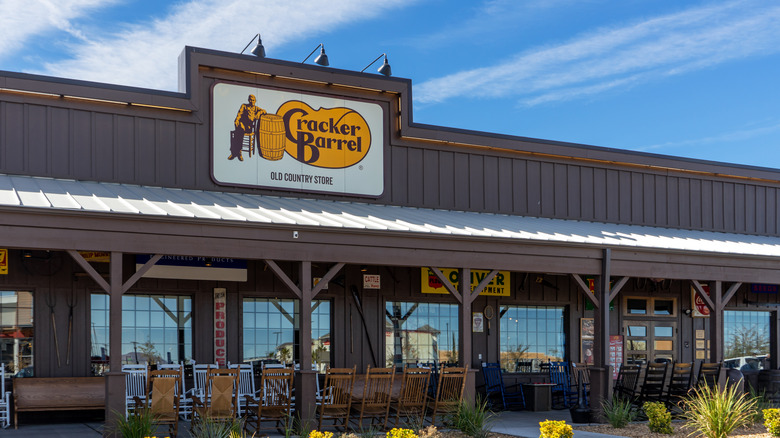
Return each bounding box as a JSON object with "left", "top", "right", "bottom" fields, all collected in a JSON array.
[{"left": 227, "top": 95, "right": 371, "bottom": 168}]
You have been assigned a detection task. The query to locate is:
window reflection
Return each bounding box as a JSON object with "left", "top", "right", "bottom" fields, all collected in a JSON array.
[
  {"left": 499, "top": 305, "right": 565, "bottom": 372},
  {"left": 0, "top": 291, "right": 34, "bottom": 376},
  {"left": 90, "top": 293, "right": 192, "bottom": 375},
  {"left": 724, "top": 310, "right": 770, "bottom": 371},
  {"left": 385, "top": 302, "right": 458, "bottom": 368},
  {"left": 242, "top": 298, "right": 330, "bottom": 370}
]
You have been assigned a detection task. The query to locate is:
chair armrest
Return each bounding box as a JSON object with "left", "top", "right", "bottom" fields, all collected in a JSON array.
[
  {"left": 132, "top": 396, "right": 146, "bottom": 410},
  {"left": 191, "top": 395, "right": 204, "bottom": 407},
  {"left": 245, "top": 394, "right": 260, "bottom": 405}
]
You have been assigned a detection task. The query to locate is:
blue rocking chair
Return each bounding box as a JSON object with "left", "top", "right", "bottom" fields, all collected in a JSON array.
[
  {"left": 548, "top": 361, "right": 578, "bottom": 409},
  {"left": 480, "top": 363, "right": 525, "bottom": 410}
]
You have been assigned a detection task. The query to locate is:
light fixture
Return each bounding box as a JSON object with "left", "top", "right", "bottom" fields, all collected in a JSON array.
[
  {"left": 302, "top": 43, "right": 329, "bottom": 66},
  {"left": 204, "top": 258, "right": 213, "bottom": 267},
  {"left": 361, "top": 53, "right": 392, "bottom": 76},
  {"left": 22, "top": 250, "right": 32, "bottom": 258},
  {"left": 240, "top": 33, "right": 266, "bottom": 58},
  {"left": 360, "top": 265, "right": 368, "bottom": 272}
]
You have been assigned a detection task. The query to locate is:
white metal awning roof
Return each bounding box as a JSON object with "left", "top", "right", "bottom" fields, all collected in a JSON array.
[{"left": 2, "top": 173, "right": 780, "bottom": 257}]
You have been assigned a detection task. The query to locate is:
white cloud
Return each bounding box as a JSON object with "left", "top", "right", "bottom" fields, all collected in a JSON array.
[
  {"left": 0, "top": 0, "right": 116, "bottom": 56},
  {"left": 13, "top": 0, "right": 415, "bottom": 91},
  {"left": 637, "top": 118, "right": 780, "bottom": 154},
  {"left": 415, "top": 0, "right": 780, "bottom": 107}
]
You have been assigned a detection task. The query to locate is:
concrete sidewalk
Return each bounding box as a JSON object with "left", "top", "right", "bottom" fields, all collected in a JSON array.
[{"left": 1, "top": 410, "right": 628, "bottom": 438}]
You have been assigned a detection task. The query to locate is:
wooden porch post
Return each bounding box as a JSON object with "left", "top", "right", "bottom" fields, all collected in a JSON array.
[
  {"left": 429, "top": 267, "right": 498, "bottom": 402},
  {"left": 590, "top": 249, "right": 613, "bottom": 417},
  {"left": 68, "top": 251, "right": 162, "bottom": 436},
  {"left": 264, "top": 260, "right": 344, "bottom": 425}
]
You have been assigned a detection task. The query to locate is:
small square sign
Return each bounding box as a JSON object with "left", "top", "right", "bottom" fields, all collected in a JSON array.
[{"left": 363, "top": 274, "right": 381, "bottom": 289}]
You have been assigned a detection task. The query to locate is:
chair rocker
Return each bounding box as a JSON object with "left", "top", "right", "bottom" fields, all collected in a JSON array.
[{"left": 480, "top": 362, "right": 525, "bottom": 410}]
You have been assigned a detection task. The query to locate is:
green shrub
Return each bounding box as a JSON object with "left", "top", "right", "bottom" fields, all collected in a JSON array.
[
  {"left": 539, "top": 420, "right": 573, "bottom": 438},
  {"left": 764, "top": 408, "right": 780, "bottom": 436},
  {"left": 601, "top": 397, "right": 636, "bottom": 428},
  {"left": 111, "top": 409, "right": 158, "bottom": 438},
  {"left": 190, "top": 417, "right": 244, "bottom": 438},
  {"left": 642, "top": 401, "right": 672, "bottom": 434},
  {"left": 750, "top": 387, "right": 773, "bottom": 423},
  {"left": 446, "top": 396, "right": 495, "bottom": 438},
  {"left": 682, "top": 383, "right": 757, "bottom": 438}
]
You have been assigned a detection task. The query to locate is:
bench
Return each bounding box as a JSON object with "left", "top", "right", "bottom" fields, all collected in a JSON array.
[{"left": 13, "top": 377, "right": 104, "bottom": 428}]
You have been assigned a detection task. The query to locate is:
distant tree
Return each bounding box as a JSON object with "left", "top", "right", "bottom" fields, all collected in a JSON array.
[{"left": 725, "top": 325, "right": 769, "bottom": 359}]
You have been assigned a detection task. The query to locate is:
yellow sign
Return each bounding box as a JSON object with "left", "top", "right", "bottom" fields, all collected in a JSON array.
[
  {"left": 78, "top": 251, "right": 111, "bottom": 263},
  {"left": 277, "top": 101, "right": 371, "bottom": 168},
  {"left": 0, "top": 249, "right": 7, "bottom": 275},
  {"left": 421, "top": 268, "right": 510, "bottom": 296}
]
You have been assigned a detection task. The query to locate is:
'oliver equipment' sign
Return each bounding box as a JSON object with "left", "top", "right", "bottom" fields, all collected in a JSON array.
[
  {"left": 421, "top": 268, "right": 510, "bottom": 296},
  {"left": 211, "top": 82, "right": 384, "bottom": 197}
]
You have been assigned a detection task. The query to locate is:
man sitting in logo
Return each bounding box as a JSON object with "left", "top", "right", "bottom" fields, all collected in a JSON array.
[{"left": 229, "top": 94, "right": 266, "bottom": 161}]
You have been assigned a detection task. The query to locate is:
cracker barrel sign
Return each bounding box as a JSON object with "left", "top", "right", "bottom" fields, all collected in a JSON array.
[{"left": 211, "top": 82, "right": 384, "bottom": 196}]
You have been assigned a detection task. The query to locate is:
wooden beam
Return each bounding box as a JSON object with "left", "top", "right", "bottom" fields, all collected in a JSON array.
[
  {"left": 264, "top": 259, "right": 302, "bottom": 299},
  {"left": 609, "top": 276, "right": 629, "bottom": 303},
  {"left": 691, "top": 280, "right": 715, "bottom": 311},
  {"left": 429, "top": 267, "right": 462, "bottom": 303},
  {"left": 312, "top": 263, "right": 345, "bottom": 298},
  {"left": 67, "top": 250, "right": 110, "bottom": 293},
  {"left": 571, "top": 274, "right": 599, "bottom": 308},
  {"left": 122, "top": 254, "right": 163, "bottom": 293}
]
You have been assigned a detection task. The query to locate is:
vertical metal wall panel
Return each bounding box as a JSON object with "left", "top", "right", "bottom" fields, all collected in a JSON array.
[
  {"left": 94, "top": 113, "right": 115, "bottom": 182},
  {"left": 580, "top": 166, "right": 594, "bottom": 220},
  {"left": 527, "top": 161, "right": 541, "bottom": 215},
  {"left": 423, "top": 149, "right": 440, "bottom": 207},
  {"left": 540, "top": 162, "right": 555, "bottom": 217},
  {"left": 667, "top": 176, "right": 678, "bottom": 227},
  {"left": 631, "top": 172, "right": 643, "bottom": 223},
  {"left": 655, "top": 175, "right": 667, "bottom": 226},
  {"left": 497, "top": 157, "right": 513, "bottom": 212},
  {"left": 678, "top": 178, "right": 691, "bottom": 228},
  {"left": 72, "top": 110, "right": 92, "bottom": 177},
  {"left": 439, "top": 150, "right": 455, "bottom": 209},
  {"left": 746, "top": 185, "right": 757, "bottom": 233},
  {"left": 51, "top": 107, "right": 70, "bottom": 176},
  {"left": 567, "top": 165, "right": 580, "bottom": 219},
  {"left": 484, "top": 155, "right": 499, "bottom": 212},
  {"left": 27, "top": 105, "right": 48, "bottom": 175},
  {"left": 553, "top": 163, "right": 567, "bottom": 217},
  {"left": 175, "top": 122, "right": 198, "bottom": 187},
  {"left": 512, "top": 159, "right": 528, "bottom": 214},
  {"left": 689, "top": 179, "right": 701, "bottom": 229},
  {"left": 117, "top": 115, "right": 136, "bottom": 182},
  {"left": 618, "top": 171, "right": 631, "bottom": 222},
  {"left": 469, "top": 155, "right": 485, "bottom": 211},
  {"left": 643, "top": 174, "right": 655, "bottom": 224},
  {"left": 136, "top": 117, "right": 156, "bottom": 182},
  {"left": 157, "top": 120, "right": 177, "bottom": 187},
  {"left": 724, "top": 182, "right": 735, "bottom": 231},
  {"left": 3, "top": 102, "right": 25, "bottom": 171},
  {"left": 768, "top": 189, "right": 777, "bottom": 235},
  {"left": 391, "top": 146, "right": 407, "bottom": 204},
  {"left": 593, "top": 168, "right": 607, "bottom": 221},
  {"left": 407, "top": 148, "right": 424, "bottom": 205},
  {"left": 454, "top": 152, "right": 470, "bottom": 210},
  {"left": 702, "top": 180, "right": 714, "bottom": 229}
]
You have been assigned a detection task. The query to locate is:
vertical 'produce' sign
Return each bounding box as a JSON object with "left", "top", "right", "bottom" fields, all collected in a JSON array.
[{"left": 211, "top": 82, "right": 384, "bottom": 197}]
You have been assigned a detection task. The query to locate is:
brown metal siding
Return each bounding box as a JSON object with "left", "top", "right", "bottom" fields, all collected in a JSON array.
[{"left": 4, "top": 59, "right": 780, "bottom": 238}]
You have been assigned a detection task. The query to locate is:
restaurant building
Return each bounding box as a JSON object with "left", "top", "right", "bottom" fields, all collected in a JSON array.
[{"left": 2, "top": 46, "right": 780, "bottom": 422}]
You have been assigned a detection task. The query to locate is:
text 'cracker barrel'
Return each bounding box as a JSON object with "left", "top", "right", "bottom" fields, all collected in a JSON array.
[{"left": 258, "top": 114, "right": 286, "bottom": 161}]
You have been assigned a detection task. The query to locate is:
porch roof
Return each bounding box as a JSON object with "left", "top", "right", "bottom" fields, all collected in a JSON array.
[{"left": 2, "top": 173, "right": 780, "bottom": 258}]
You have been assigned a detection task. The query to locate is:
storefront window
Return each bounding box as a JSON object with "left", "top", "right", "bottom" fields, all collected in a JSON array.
[
  {"left": 385, "top": 302, "right": 459, "bottom": 367},
  {"left": 499, "top": 305, "right": 565, "bottom": 372},
  {"left": 724, "top": 310, "right": 770, "bottom": 371},
  {"left": 242, "top": 298, "right": 330, "bottom": 369},
  {"left": 90, "top": 293, "right": 193, "bottom": 374},
  {"left": 0, "top": 291, "right": 34, "bottom": 376}
]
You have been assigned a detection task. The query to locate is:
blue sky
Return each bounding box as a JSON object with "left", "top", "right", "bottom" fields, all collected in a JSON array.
[{"left": 2, "top": 0, "right": 780, "bottom": 170}]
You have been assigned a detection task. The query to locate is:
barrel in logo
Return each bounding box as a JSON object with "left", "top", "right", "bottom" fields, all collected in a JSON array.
[{"left": 258, "top": 114, "right": 286, "bottom": 161}]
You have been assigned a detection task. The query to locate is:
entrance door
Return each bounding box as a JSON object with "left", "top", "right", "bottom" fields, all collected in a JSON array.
[{"left": 623, "top": 320, "right": 677, "bottom": 364}]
